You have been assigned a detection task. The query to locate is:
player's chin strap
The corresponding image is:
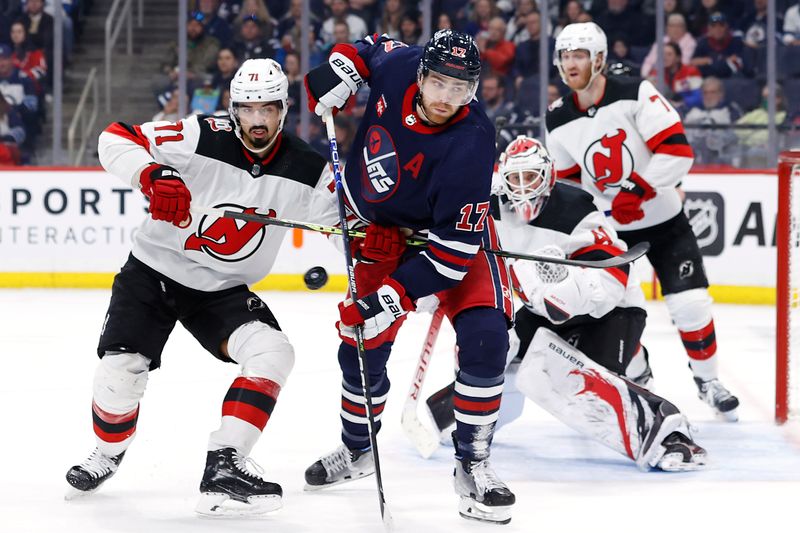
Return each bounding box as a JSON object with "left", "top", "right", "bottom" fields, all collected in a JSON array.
[{"left": 189, "top": 205, "right": 650, "bottom": 269}]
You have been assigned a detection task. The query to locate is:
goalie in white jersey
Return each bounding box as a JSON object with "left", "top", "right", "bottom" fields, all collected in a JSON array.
[
  {"left": 545, "top": 22, "right": 739, "bottom": 420},
  {"left": 425, "top": 136, "right": 708, "bottom": 471},
  {"left": 65, "top": 58, "right": 338, "bottom": 516}
]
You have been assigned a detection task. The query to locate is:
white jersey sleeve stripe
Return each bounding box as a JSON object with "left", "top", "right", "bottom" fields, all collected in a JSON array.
[
  {"left": 428, "top": 231, "right": 480, "bottom": 254},
  {"left": 421, "top": 251, "right": 468, "bottom": 281}
]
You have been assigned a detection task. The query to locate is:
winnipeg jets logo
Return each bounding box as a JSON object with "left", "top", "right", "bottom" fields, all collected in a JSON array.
[
  {"left": 583, "top": 129, "right": 634, "bottom": 192},
  {"left": 361, "top": 125, "right": 400, "bottom": 202},
  {"left": 184, "top": 205, "right": 274, "bottom": 262}
]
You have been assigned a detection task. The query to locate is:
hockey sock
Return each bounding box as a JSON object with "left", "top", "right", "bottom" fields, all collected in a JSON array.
[
  {"left": 453, "top": 370, "right": 503, "bottom": 461},
  {"left": 92, "top": 401, "right": 139, "bottom": 456},
  {"left": 340, "top": 374, "right": 390, "bottom": 450},
  {"left": 679, "top": 319, "right": 718, "bottom": 381},
  {"left": 208, "top": 377, "right": 281, "bottom": 455}
]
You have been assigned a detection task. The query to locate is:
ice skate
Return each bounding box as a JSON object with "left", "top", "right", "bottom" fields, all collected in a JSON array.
[
  {"left": 65, "top": 448, "right": 125, "bottom": 499},
  {"left": 195, "top": 448, "right": 282, "bottom": 517},
  {"left": 303, "top": 444, "right": 374, "bottom": 490},
  {"left": 694, "top": 377, "right": 739, "bottom": 421},
  {"left": 654, "top": 432, "right": 708, "bottom": 472},
  {"left": 454, "top": 456, "right": 515, "bottom": 524}
]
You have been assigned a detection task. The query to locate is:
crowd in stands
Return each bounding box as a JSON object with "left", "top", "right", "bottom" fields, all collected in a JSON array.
[
  {"left": 1, "top": 0, "right": 92, "bottom": 164},
  {"left": 3, "top": 0, "right": 800, "bottom": 166}
]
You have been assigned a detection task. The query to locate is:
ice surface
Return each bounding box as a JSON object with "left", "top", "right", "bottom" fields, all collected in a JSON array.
[{"left": 0, "top": 290, "right": 798, "bottom": 533}]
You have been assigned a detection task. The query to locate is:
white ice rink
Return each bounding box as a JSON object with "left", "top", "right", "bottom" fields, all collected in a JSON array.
[{"left": 1, "top": 289, "right": 799, "bottom": 533}]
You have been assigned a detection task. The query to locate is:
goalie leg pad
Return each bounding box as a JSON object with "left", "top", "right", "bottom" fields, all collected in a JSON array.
[
  {"left": 516, "top": 328, "right": 693, "bottom": 467},
  {"left": 92, "top": 352, "right": 150, "bottom": 456}
]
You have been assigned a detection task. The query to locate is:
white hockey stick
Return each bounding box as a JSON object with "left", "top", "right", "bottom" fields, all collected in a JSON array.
[{"left": 401, "top": 308, "right": 446, "bottom": 458}]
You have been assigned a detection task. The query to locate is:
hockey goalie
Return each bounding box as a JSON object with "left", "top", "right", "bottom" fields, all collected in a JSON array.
[{"left": 424, "top": 136, "right": 707, "bottom": 472}]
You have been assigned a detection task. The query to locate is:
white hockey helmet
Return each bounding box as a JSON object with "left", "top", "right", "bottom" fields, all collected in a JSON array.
[
  {"left": 553, "top": 22, "right": 607, "bottom": 89},
  {"left": 498, "top": 135, "right": 555, "bottom": 222},
  {"left": 228, "top": 58, "right": 289, "bottom": 143}
]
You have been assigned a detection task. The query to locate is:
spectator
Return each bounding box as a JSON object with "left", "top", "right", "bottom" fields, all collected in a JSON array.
[
  {"left": 9, "top": 20, "right": 46, "bottom": 95},
  {"left": 152, "top": 89, "right": 183, "bottom": 122},
  {"left": 235, "top": 0, "right": 279, "bottom": 48},
  {"left": 284, "top": 50, "right": 302, "bottom": 118},
  {"left": 1, "top": 0, "right": 23, "bottom": 47},
  {"left": 377, "top": 0, "right": 405, "bottom": 39},
  {"left": 786, "top": 1, "right": 800, "bottom": 45},
  {"left": 211, "top": 47, "right": 239, "bottom": 91},
  {"left": 506, "top": 0, "right": 538, "bottom": 44},
  {"left": 398, "top": 11, "right": 423, "bottom": 46},
  {"left": 348, "top": 0, "right": 379, "bottom": 30},
  {"left": 0, "top": 43, "right": 38, "bottom": 152},
  {"left": 0, "top": 93, "right": 24, "bottom": 164},
  {"left": 231, "top": 15, "right": 276, "bottom": 61},
  {"left": 513, "top": 11, "right": 556, "bottom": 87},
  {"left": 437, "top": 12, "right": 454, "bottom": 31},
  {"left": 594, "top": 0, "right": 653, "bottom": 47},
  {"left": 190, "top": 74, "right": 221, "bottom": 114},
  {"left": 158, "top": 13, "right": 221, "bottom": 94},
  {"left": 640, "top": 13, "right": 696, "bottom": 77},
  {"left": 607, "top": 36, "right": 641, "bottom": 72},
  {"left": 739, "top": 0, "right": 782, "bottom": 49},
  {"left": 547, "top": 82, "right": 561, "bottom": 105},
  {"left": 18, "top": 0, "right": 53, "bottom": 53},
  {"left": 691, "top": 12, "right": 748, "bottom": 78},
  {"left": 198, "top": 0, "right": 234, "bottom": 47},
  {"left": 689, "top": 0, "right": 746, "bottom": 37},
  {"left": 481, "top": 73, "right": 514, "bottom": 123},
  {"left": 278, "top": 0, "right": 321, "bottom": 45},
  {"left": 554, "top": 0, "right": 585, "bottom": 38},
  {"left": 320, "top": 0, "right": 368, "bottom": 44},
  {"left": 463, "top": 0, "right": 498, "bottom": 37},
  {"left": 735, "top": 84, "right": 786, "bottom": 147},
  {"left": 477, "top": 16, "right": 516, "bottom": 76},
  {"left": 648, "top": 41, "right": 702, "bottom": 111},
  {"left": 684, "top": 76, "right": 741, "bottom": 164}
]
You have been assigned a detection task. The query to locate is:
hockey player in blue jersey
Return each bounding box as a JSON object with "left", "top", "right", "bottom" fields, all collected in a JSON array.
[{"left": 303, "top": 30, "right": 516, "bottom": 524}]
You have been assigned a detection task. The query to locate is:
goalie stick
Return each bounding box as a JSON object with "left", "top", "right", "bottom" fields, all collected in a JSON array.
[
  {"left": 189, "top": 205, "right": 650, "bottom": 269},
  {"left": 400, "top": 308, "right": 445, "bottom": 458}
]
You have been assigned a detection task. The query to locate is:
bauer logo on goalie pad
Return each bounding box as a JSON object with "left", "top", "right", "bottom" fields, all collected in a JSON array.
[
  {"left": 548, "top": 341, "right": 585, "bottom": 369},
  {"left": 683, "top": 192, "right": 724, "bottom": 256}
]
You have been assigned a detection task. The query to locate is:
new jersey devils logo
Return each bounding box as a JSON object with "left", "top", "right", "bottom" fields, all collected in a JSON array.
[
  {"left": 583, "top": 129, "right": 634, "bottom": 191},
  {"left": 184, "top": 205, "right": 274, "bottom": 262}
]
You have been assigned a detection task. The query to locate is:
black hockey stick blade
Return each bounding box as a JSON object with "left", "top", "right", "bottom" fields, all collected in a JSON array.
[{"left": 190, "top": 206, "right": 649, "bottom": 269}]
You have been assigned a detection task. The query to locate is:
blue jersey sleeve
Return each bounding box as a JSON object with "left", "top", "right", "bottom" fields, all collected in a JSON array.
[
  {"left": 333, "top": 34, "right": 416, "bottom": 86},
  {"left": 390, "top": 129, "right": 496, "bottom": 299}
]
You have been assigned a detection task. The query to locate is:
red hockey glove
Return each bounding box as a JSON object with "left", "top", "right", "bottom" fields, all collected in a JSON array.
[
  {"left": 304, "top": 46, "right": 365, "bottom": 117},
  {"left": 337, "top": 278, "right": 415, "bottom": 342},
  {"left": 139, "top": 163, "right": 192, "bottom": 227},
  {"left": 610, "top": 174, "right": 656, "bottom": 225},
  {"left": 356, "top": 224, "right": 407, "bottom": 263}
]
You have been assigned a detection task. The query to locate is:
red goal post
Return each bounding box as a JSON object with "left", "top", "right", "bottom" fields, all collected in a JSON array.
[{"left": 777, "top": 151, "right": 800, "bottom": 423}]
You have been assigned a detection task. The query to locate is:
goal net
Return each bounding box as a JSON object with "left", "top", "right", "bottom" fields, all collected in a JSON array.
[{"left": 776, "top": 151, "right": 800, "bottom": 423}]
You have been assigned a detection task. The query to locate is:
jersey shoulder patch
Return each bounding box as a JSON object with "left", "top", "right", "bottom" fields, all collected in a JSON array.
[
  {"left": 532, "top": 182, "right": 598, "bottom": 234},
  {"left": 546, "top": 94, "right": 582, "bottom": 132},
  {"left": 195, "top": 114, "right": 242, "bottom": 162}
]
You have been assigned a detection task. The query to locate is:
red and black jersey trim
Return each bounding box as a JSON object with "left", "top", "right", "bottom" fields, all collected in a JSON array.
[
  {"left": 92, "top": 402, "right": 139, "bottom": 443},
  {"left": 546, "top": 76, "right": 642, "bottom": 131},
  {"left": 679, "top": 320, "right": 717, "bottom": 361},
  {"left": 104, "top": 122, "right": 150, "bottom": 152},
  {"left": 221, "top": 377, "right": 280, "bottom": 430},
  {"left": 571, "top": 243, "right": 630, "bottom": 287},
  {"left": 556, "top": 164, "right": 582, "bottom": 183},
  {"left": 646, "top": 122, "right": 694, "bottom": 158}
]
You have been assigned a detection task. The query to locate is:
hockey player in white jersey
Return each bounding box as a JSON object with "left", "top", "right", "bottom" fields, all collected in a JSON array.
[
  {"left": 425, "top": 137, "right": 707, "bottom": 471},
  {"left": 65, "top": 58, "right": 337, "bottom": 516},
  {"left": 545, "top": 22, "right": 739, "bottom": 420}
]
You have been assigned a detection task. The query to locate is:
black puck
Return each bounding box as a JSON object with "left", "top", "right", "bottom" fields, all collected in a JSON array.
[{"left": 303, "top": 266, "right": 328, "bottom": 290}]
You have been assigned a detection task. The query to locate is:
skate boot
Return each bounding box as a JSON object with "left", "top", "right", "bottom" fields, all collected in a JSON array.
[
  {"left": 655, "top": 432, "right": 708, "bottom": 472},
  {"left": 195, "top": 447, "right": 282, "bottom": 517},
  {"left": 304, "top": 444, "right": 374, "bottom": 490},
  {"left": 454, "top": 455, "right": 515, "bottom": 524},
  {"left": 694, "top": 377, "right": 739, "bottom": 421},
  {"left": 65, "top": 448, "right": 125, "bottom": 499}
]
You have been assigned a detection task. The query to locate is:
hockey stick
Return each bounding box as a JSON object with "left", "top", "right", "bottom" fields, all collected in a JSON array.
[
  {"left": 189, "top": 205, "right": 650, "bottom": 269},
  {"left": 400, "top": 308, "right": 445, "bottom": 459},
  {"left": 322, "top": 110, "right": 393, "bottom": 531}
]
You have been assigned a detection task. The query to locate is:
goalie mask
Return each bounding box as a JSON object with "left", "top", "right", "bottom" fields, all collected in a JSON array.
[
  {"left": 228, "top": 58, "right": 289, "bottom": 153},
  {"left": 498, "top": 135, "right": 555, "bottom": 222}
]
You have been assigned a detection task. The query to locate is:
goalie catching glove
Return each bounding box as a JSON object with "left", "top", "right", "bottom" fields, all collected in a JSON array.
[
  {"left": 338, "top": 278, "right": 415, "bottom": 346},
  {"left": 305, "top": 46, "right": 366, "bottom": 117},
  {"left": 139, "top": 162, "right": 192, "bottom": 227}
]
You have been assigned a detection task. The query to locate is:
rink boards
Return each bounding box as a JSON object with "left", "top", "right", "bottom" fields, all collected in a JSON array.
[{"left": 0, "top": 167, "right": 779, "bottom": 303}]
